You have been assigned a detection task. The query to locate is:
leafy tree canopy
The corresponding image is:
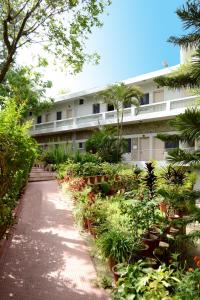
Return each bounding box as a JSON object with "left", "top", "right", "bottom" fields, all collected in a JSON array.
[
  {"left": 0, "top": 65, "right": 53, "bottom": 117},
  {"left": 0, "top": 0, "right": 111, "bottom": 83}
]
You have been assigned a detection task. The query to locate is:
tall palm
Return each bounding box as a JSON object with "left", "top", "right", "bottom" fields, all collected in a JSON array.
[
  {"left": 155, "top": 0, "right": 200, "bottom": 165},
  {"left": 155, "top": 0, "right": 200, "bottom": 89},
  {"left": 100, "top": 82, "right": 143, "bottom": 160}
]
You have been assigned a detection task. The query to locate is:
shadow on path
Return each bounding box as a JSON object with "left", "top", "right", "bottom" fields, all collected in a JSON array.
[{"left": 0, "top": 180, "right": 108, "bottom": 300}]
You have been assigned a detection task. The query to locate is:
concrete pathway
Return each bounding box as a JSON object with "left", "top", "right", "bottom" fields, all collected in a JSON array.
[
  {"left": 28, "top": 167, "right": 56, "bottom": 182},
  {"left": 0, "top": 177, "right": 108, "bottom": 300}
]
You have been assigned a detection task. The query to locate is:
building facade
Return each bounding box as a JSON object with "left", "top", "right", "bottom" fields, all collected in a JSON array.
[{"left": 30, "top": 49, "right": 197, "bottom": 167}]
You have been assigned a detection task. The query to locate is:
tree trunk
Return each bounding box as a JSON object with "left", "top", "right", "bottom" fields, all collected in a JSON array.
[{"left": 0, "top": 52, "right": 15, "bottom": 83}]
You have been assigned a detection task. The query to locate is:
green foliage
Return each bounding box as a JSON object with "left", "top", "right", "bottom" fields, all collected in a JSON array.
[
  {"left": 114, "top": 261, "right": 180, "bottom": 300},
  {"left": 0, "top": 0, "right": 111, "bottom": 82},
  {"left": 0, "top": 99, "right": 38, "bottom": 230},
  {"left": 174, "top": 268, "right": 200, "bottom": 299},
  {"left": 99, "top": 83, "right": 143, "bottom": 161},
  {"left": 86, "top": 126, "right": 127, "bottom": 163},
  {"left": 168, "top": 1, "right": 200, "bottom": 47},
  {"left": 154, "top": 1, "right": 200, "bottom": 89},
  {"left": 96, "top": 229, "right": 133, "bottom": 262},
  {"left": 0, "top": 66, "right": 53, "bottom": 117},
  {"left": 42, "top": 146, "right": 69, "bottom": 165}
]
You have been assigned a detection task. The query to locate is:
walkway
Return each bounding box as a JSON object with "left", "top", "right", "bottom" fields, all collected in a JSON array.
[{"left": 0, "top": 173, "right": 108, "bottom": 300}]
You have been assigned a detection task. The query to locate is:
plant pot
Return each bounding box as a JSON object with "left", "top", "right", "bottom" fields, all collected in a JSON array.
[
  {"left": 83, "top": 218, "right": 88, "bottom": 230},
  {"left": 83, "top": 177, "right": 89, "bottom": 185},
  {"left": 87, "top": 219, "right": 93, "bottom": 232},
  {"left": 150, "top": 226, "right": 161, "bottom": 237},
  {"left": 96, "top": 175, "right": 102, "bottom": 183},
  {"left": 137, "top": 243, "right": 150, "bottom": 258},
  {"left": 112, "top": 265, "right": 120, "bottom": 283},
  {"left": 103, "top": 175, "right": 109, "bottom": 182},
  {"left": 142, "top": 233, "right": 159, "bottom": 253},
  {"left": 144, "top": 257, "right": 158, "bottom": 268},
  {"left": 159, "top": 202, "right": 169, "bottom": 214},
  {"left": 108, "top": 257, "right": 116, "bottom": 272},
  {"left": 169, "top": 227, "right": 180, "bottom": 236},
  {"left": 89, "top": 176, "right": 95, "bottom": 185}
]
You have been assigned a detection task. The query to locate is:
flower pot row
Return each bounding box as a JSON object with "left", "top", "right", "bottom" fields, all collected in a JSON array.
[{"left": 83, "top": 175, "right": 120, "bottom": 185}]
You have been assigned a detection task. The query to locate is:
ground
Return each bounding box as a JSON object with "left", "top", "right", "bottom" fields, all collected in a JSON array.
[{"left": 0, "top": 169, "right": 108, "bottom": 300}]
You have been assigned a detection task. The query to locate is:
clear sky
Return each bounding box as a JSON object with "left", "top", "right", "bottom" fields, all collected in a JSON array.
[{"left": 19, "top": 0, "right": 186, "bottom": 95}]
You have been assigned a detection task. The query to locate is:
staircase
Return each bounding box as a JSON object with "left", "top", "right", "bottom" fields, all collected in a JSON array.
[{"left": 28, "top": 167, "right": 56, "bottom": 182}]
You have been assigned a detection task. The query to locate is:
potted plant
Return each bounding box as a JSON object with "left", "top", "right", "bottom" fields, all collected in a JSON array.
[{"left": 96, "top": 229, "right": 133, "bottom": 271}]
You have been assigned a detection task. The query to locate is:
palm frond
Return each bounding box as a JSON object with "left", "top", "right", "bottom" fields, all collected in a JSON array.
[
  {"left": 170, "top": 108, "right": 200, "bottom": 142},
  {"left": 168, "top": 0, "right": 200, "bottom": 47},
  {"left": 167, "top": 148, "right": 200, "bottom": 166}
]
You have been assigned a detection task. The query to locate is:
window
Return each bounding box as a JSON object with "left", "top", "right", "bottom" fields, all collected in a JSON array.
[
  {"left": 78, "top": 142, "right": 84, "bottom": 149},
  {"left": 140, "top": 93, "right": 149, "bottom": 105},
  {"left": 79, "top": 98, "right": 84, "bottom": 105},
  {"left": 29, "top": 111, "right": 33, "bottom": 116},
  {"left": 165, "top": 140, "right": 179, "bottom": 150},
  {"left": 93, "top": 103, "right": 100, "bottom": 114},
  {"left": 107, "top": 104, "right": 114, "bottom": 111},
  {"left": 37, "top": 115, "right": 42, "bottom": 124},
  {"left": 125, "top": 138, "right": 132, "bottom": 153},
  {"left": 123, "top": 103, "right": 131, "bottom": 108},
  {"left": 56, "top": 111, "right": 62, "bottom": 120}
]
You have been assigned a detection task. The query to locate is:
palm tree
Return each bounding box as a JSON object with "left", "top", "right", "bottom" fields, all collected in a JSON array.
[
  {"left": 155, "top": 0, "right": 200, "bottom": 89},
  {"left": 155, "top": 0, "right": 200, "bottom": 165},
  {"left": 100, "top": 82, "right": 143, "bottom": 160}
]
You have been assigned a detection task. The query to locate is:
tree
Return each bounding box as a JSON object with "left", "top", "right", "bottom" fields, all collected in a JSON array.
[
  {"left": 0, "top": 0, "right": 111, "bottom": 83},
  {"left": 155, "top": 0, "right": 200, "bottom": 89},
  {"left": 85, "top": 126, "right": 127, "bottom": 163},
  {"left": 100, "top": 82, "right": 143, "bottom": 160},
  {"left": 0, "top": 65, "right": 53, "bottom": 117},
  {"left": 154, "top": 0, "right": 200, "bottom": 165}
]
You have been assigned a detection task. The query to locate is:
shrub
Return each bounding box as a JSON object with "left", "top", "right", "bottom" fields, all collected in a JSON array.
[
  {"left": 96, "top": 229, "right": 133, "bottom": 263},
  {"left": 0, "top": 99, "right": 38, "bottom": 233},
  {"left": 42, "top": 146, "right": 69, "bottom": 165},
  {"left": 86, "top": 127, "right": 127, "bottom": 163}
]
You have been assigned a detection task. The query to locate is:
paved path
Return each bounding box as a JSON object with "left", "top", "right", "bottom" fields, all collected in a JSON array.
[
  {"left": 28, "top": 167, "right": 56, "bottom": 182},
  {"left": 0, "top": 177, "right": 108, "bottom": 300}
]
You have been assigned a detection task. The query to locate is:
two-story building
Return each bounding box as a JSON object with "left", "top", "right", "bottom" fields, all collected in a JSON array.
[{"left": 30, "top": 48, "right": 197, "bottom": 167}]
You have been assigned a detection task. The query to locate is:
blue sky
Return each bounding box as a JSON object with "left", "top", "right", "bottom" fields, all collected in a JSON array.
[{"left": 21, "top": 0, "right": 185, "bottom": 95}]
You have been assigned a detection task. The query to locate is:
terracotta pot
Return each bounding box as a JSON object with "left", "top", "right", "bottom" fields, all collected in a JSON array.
[
  {"left": 89, "top": 176, "right": 95, "bottom": 184},
  {"left": 87, "top": 219, "right": 93, "bottom": 231},
  {"left": 112, "top": 265, "right": 120, "bottom": 283},
  {"left": 150, "top": 226, "right": 161, "bottom": 237},
  {"left": 83, "top": 177, "right": 89, "bottom": 185},
  {"left": 142, "top": 233, "right": 159, "bottom": 253},
  {"left": 108, "top": 257, "right": 116, "bottom": 272},
  {"left": 137, "top": 243, "right": 150, "bottom": 257},
  {"left": 83, "top": 218, "right": 88, "bottom": 230},
  {"left": 103, "top": 175, "right": 109, "bottom": 182},
  {"left": 144, "top": 257, "right": 158, "bottom": 268},
  {"left": 169, "top": 227, "right": 180, "bottom": 236},
  {"left": 96, "top": 175, "right": 102, "bottom": 183},
  {"left": 159, "top": 202, "right": 169, "bottom": 213}
]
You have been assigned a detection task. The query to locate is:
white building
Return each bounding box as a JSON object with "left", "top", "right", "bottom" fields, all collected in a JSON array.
[{"left": 30, "top": 48, "right": 197, "bottom": 167}]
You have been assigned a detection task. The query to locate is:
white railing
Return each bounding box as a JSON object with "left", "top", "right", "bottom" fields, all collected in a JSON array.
[
  {"left": 137, "top": 102, "right": 166, "bottom": 115},
  {"left": 30, "top": 96, "right": 197, "bottom": 135}
]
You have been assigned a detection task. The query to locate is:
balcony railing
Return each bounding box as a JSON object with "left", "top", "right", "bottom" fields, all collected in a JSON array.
[{"left": 30, "top": 95, "right": 197, "bottom": 135}]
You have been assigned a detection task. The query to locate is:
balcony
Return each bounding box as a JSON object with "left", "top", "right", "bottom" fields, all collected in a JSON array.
[{"left": 30, "top": 95, "right": 197, "bottom": 136}]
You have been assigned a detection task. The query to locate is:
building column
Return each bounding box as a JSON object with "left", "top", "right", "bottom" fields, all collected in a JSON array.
[
  {"left": 149, "top": 134, "right": 154, "bottom": 160},
  {"left": 72, "top": 132, "right": 76, "bottom": 151}
]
